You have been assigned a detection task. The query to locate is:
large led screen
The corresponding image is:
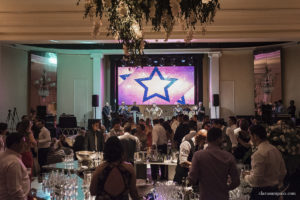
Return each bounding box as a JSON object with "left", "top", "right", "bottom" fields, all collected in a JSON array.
[{"left": 118, "top": 66, "right": 195, "bottom": 105}]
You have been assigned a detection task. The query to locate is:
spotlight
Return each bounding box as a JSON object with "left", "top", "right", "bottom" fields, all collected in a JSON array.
[
  {"left": 153, "top": 60, "right": 159, "bottom": 65},
  {"left": 181, "top": 58, "right": 186, "bottom": 63}
]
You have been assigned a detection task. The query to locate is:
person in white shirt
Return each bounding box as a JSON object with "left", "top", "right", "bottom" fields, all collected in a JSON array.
[
  {"left": 174, "top": 125, "right": 207, "bottom": 184},
  {"left": 233, "top": 118, "right": 241, "bottom": 136},
  {"left": 152, "top": 119, "right": 168, "bottom": 148},
  {"left": 171, "top": 116, "right": 180, "bottom": 134},
  {"left": 0, "top": 132, "right": 30, "bottom": 200},
  {"left": 106, "top": 119, "right": 124, "bottom": 140},
  {"left": 243, "top": 125, "right": 287, "bottom": 200},
  {"left": 118, "top": 123, "right": 140, "bottom": 164},
  {"left": 36, "top": 119, "right": 51, "bottom": 171},
  {"left": 225, "top": 117, "right": 238, "bottom": 152},
  {"left": 151, "top": 119, "right": 168, "bottom": 181}
]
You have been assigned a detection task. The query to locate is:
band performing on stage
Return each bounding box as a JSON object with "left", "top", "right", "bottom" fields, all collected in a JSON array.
[{"left": 101, "top": 101, "right": 206, "bottom": 130}]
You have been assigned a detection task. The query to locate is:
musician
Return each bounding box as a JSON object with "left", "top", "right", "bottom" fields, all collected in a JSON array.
[
  {"left": 102, "top": 102, "right": 111, "bottom": 132},
  {"left": 130, "top": 101, "right": 140, "bottom": 112},
  {"left": 173, "top": 103, "right": 183, "bottom": 116},
  {"left": 118, "top": 101, "right": 129, "bottom": 117},
  {"left": 183, "top": 105, "right": 191, "bottom": 116},
  {"left": 146, "top": 103, "right": 163, "bottom": 119},
  {"left": 130, "top": 102, "right": 140, "bottom": 123},
  {"left": 197, "top": 101, "right": 205, "bottom": 121}
]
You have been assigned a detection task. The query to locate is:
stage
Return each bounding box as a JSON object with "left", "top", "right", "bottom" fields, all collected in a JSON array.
[{"left": 107, "top": 55, "right": 204, "bottom": 117}]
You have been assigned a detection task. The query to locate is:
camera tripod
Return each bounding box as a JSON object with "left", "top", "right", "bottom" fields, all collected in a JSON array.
[{"left": 6, "top": 107, "right": 19, "bottom": 131}]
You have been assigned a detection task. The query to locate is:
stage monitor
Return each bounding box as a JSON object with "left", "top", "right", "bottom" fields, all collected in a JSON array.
[{"left": 118, "top": 66, "right": 195, "bottom": 105}]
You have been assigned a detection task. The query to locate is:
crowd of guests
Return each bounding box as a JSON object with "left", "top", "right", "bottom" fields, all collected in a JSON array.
[
  {"left": 0, "top": 111, "right": 291, "bottom": 200},
  {"left": 86, "top": 114, "right": 288, "bottom": 200},
  {"left": 0, "top": 115, "right": 76, "bottom": 200}
]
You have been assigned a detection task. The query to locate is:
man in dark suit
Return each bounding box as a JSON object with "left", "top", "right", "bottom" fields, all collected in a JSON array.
[
  {"left": 131, "top": 101, "right": 140, "bottom": 112},
  {"left": 84, "top": 120, "right": 105, "bottom": 152},
  {"left": 102, "top": 102, "right": 111, "bottom": 132},
  {"left": 130, "top": 101, "right": 140, "bottom": 123},
  {"left": 173, "top": 115, "right": 190, "bottom": 150},
  {"left": 73, "top": 128, "right": 86, "bottom": 159},
  {"left": 197, "top": 101, "right": 205, "bottom": 121}
]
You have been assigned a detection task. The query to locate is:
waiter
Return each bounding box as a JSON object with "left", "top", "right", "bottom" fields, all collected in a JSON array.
[{"left": 174, "top": 124, "right": 207, "bottom": 184}]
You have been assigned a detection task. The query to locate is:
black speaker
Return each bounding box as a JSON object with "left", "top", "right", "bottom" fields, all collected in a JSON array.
[
  {"left": 92, "top": 95, "right": 99, "bottom": 107},
  {"left": 37, "top": 106, "right": 47, "bottom": 119},
  {"left": 213, "top": 94, "right": 219, "bottom": 107}
]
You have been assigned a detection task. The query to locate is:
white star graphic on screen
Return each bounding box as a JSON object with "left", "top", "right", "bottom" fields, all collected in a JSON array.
[
  {"left": 135, "top": 67, "right": 177, "bottom": 102},
  {"left": 142, "top": 75, "right": 172, "bottom": 97}
]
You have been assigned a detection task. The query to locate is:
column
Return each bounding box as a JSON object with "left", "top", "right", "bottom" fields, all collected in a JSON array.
[
  {"left": 208, "top": 52, "right": 222, "bottom": 119},
  {"left": 91, "top": 53, "right": 104, "bottom": 119}
]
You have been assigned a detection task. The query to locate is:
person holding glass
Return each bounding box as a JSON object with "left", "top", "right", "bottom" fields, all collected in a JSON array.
[
  {"left": 90, "top": 136, "right": 139, "bottom": 200},
  {"left": 242, "top": 125, "right": 286, "bottom": 200}
]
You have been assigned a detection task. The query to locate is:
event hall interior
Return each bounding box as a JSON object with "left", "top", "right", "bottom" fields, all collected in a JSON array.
[{"left": 0, "top": 0, "right": 300, "bottom": 199}]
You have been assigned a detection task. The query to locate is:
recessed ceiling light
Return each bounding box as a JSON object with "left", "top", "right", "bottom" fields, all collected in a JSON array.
[{"left": 49, "top": 40, "right": 59, "bottom": 43}]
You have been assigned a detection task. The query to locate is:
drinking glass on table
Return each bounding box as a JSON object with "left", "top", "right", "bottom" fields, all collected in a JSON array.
[
  {"left": 241, "top": 164, "right": 251, "bottom": 181},
  {"left": 139, "top": 152, "right": 144, "bottom": 162},
  {"left": 134, "top": 152, "right": 140, "bottom": 162}
]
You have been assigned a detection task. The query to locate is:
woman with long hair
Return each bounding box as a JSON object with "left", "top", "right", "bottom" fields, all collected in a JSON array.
[
  {"left": 90, "top": 136, "right": 139, "bottom": 200},
  {"left": 17, "top": 119, "right": 37, "bottom": 176}
]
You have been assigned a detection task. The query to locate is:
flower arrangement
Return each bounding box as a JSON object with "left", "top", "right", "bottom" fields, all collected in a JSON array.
[
  {"left": 266, "top": 123, "right": 300, "bottom": 156},
  {"left": 77, "top": 0, "right": 220, "bottom": 63},
  {"left": 266, "top": 122, "right": 300, "bottom": 175}
]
